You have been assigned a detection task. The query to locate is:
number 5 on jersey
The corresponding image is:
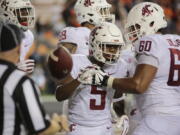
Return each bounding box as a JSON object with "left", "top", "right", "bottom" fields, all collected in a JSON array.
[{"left": 90, "top": 86, "right": 107, "bottom": 110}]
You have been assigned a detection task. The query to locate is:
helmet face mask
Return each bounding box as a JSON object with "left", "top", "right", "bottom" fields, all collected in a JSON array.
[
  {"left": 90, "top": 22, "right": 125, "bottom": 65},
  {"left": 99, "top": 43, "right": 122, "bottom": 64},
  {"left": 125, "top": 24, "right": 141, "bottom": 43},
  {"left": 0, "top": 0, "right": 35, "bottom": 31},
  {"left": 15, "top": 7, "right": 35, "bottom": 28},
  {"left": 124, "top": 2, "right": 167, "bottom": 44},
  {"left": 98, "top": 6, "right": 115, "bottom": 23}
]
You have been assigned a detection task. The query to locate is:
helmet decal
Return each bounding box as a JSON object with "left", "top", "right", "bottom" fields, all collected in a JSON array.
[
  {"left": 142, "top": 5, "right": 153, "bottom": 16},
  {"left": 1, "top": 0, "right": 9, "bottom": 9},
  {"left": 84, "top": 0, "right": 94, "bottom": 7},
  {"left": 91, "top": 26, "right": 102, "bottom": 42}
]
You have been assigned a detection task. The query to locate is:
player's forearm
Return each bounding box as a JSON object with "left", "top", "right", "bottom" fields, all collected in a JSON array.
[
  {"left": 112, "top": 64, "right": 157, "bottom": 94},
  {"left": 55, "top": 79, "right": 80, "bottom": 101},
  {"left": 112, "top": 77, "right": 143, "bottom": 94}
]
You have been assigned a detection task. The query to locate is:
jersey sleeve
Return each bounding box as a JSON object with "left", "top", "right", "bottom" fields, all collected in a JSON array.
[
  {"left": 12, "top": 77, "right": 50, "bottom": 134},
  {"left": 135, "top": 36, "right": 162, "bottom": 67},
  {"left": 127, "top": 57, "right": 137, "bottom": 77},
  {"left": 20, "top": 30, "right": 34, "bottom": 61},
  {"left": 71, "top": 55, "right": 82, "bottom": 79},
  {"left": 71, "top": 55, "right": 90, "bottom": 79}
]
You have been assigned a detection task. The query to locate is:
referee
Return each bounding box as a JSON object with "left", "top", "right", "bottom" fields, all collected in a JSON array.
[{"left": 0, "top": 23, "right": 64, "bottom": 134}]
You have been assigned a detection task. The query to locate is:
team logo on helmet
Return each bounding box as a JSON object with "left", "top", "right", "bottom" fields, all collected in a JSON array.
[
  {"left": 84, "top": 0, "right": 94, "bottom": 7},
  {"left": 90, "top": 26, "right": 102, "bottom": 42},
  {"left": 142, "top": 5, "right": 153, "bottom": 16},
  {"left": 1, "top": 0, "right": 9, "bottom": 9}
]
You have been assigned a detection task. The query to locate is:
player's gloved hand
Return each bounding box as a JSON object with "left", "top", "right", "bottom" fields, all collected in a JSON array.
[
  {"left": 77, "top": 64, "right": 99, "bottom": 85},
  {"left": 52, "top": 113, "right": 69, "bottom": 132},
  {"left": 115, "top": 115, "right": 129, "bottom": 135},
  {"left": 17, "top": 59, "right": 35, "bottom": 74},
  {"left": 77, "top": 64, "right": 114, "bottom": 88}
]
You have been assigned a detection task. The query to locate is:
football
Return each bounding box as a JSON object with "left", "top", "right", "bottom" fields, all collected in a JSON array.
[{"left": 47, "top": 46, "right": 73, "bottom": 79}]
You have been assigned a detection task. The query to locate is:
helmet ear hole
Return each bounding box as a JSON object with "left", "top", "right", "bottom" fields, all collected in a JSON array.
[
  {"left": 89, "top": 19, "right": 93, "bottom": 23},
  {"left": 4, "top": 14, "right": 8, "bottom": 17},
  {"left": 87, "top": 13, "right": 93, "bottom": 16},
  {"left": 135, "top": 24, "right": 141, "bottom": 29},
  {"left": 13, "top": 10, "right": 16, "bottom": 16},
  {"left": 150, "top": 21, "right": 154, "bottom": 27}
]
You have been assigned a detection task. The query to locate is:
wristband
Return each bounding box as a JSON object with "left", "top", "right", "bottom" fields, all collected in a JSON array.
[{"left": 107, "top": 76, "right": 114, "bottom": 88}]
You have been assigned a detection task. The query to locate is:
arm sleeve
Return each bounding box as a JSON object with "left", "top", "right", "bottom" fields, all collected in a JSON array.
[
  {"left": 127, "top": 57, "right": 137, "bottom": 77},
  {"left": 135, "top": 36, "right": 162, "bottom": 67},
  {"left": 71, "top": 54, "right": 84, "bottom": 79},
  {"left": 137, "top": 54, "right": 159, "bottom": 68},
  {"left": 71, "top": 55, "right": 79, "bottom": 79},
  {"left": 13, "top": 77, "right": 50, "bottom": 134},
  {"left": 20, "top": 30, "right": 34, "bottom": 61}
]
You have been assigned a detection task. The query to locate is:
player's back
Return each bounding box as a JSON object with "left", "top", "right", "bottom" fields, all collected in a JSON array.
[
  {"left": 74, "top": 27, "right": 90, "bottom": 55},
  {"left": 135, "top": 34, "right": 180, "bottom": 116}
]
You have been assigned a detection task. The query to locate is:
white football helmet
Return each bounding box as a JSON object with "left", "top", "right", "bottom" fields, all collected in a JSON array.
[
  {"left": 74, "top": 0, "right": 115, "bottom": 25},
  {"left": 89, "top": 22, "right": 125, "bottom": 65},
  {"left": 125, "top": 2, "right": 167, "bottom": 43},
  {"left": 0, "top": 0, "right": 35, "bottom": 31}
]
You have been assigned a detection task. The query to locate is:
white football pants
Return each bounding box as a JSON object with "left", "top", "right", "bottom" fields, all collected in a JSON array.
[
  {"left": 132, "top": 115, "right": 180, "bottom": 135},
  {"left": 66, "top": 122, "right": 113, "bottom": 135}
]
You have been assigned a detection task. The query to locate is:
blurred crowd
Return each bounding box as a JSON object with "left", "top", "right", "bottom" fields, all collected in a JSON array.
[{"left": 29, "top": 0, "right": 180, "bottom": 94}]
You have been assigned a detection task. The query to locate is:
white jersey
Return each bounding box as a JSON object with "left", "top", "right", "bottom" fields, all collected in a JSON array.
[
  {"left": 59, "top": 27, "right": 90, "bottom": 55},
  {"left": 121, "top": 44, "right": 136, "bottom": 77},
  {"left": 69, "top": 55, "right": 135, "bottom": 126},
  {"left": 121, "top": 44, "right": 135, "bottom": 61},
  {"left": 135, "top": 34, "right": 180, "bottom": 116},
  {"left": 75, "top": 27, "right": 90, "bottom": 55},
  {"left": 20, "top": 30, "right": 34, "bottom": 61}
]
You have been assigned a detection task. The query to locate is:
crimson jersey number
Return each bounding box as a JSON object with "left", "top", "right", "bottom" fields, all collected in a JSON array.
[
  {"left": 59, "top": 30, "right": 66, "bottom": 41},
  {"left": 84, "top": 0, "right": 93, "bottom": 7},
  {"left": 139, "top": 41, "right": 152, "bottom": 52},
  {"left": 90, "top": 86, "right": 107, "bottom": 110},
  {"left": 167, "top": 48, "right": 180, "bottom": 86}
]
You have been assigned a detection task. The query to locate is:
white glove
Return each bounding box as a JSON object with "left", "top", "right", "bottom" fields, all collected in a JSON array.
[
  {"left": 78, "top": 64, "right": 114, "bottom": 88},
  {"left": 77, "top": 65, "right": 98, "bottom": 85},
  {"left": 17, "top": 59, "right": 35, "bottom": 74},
  {"left": 52, "top": 113, "right": 69, "bottom": 132},
  {"left": 115, "top": 115, "right": 129, "bottom": 135}
]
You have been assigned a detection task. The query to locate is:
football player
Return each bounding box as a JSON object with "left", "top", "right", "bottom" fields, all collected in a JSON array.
[
  {"left": 56, "top": 0, "right": 114, "bottom": 56},
  {"left": 56, "top": 22, "right": 135, "bottom": 135},
  {"left": 58, "top": 0, "right": 110, "bottom": 57},
  {"left": 57, "top": 26, "right": 130, "bottom": 135},
  {"left": 78, "top": 2, "right": 180, "bottom": 135},
  {"left": 0, "top": 0, "right": 35, "bottom": 74},
  {"left": 62, "top": 0, "right": 131, "bottom": 134},
  {"left": 67, "top": 0, "right": 115, "bottom": 55}
]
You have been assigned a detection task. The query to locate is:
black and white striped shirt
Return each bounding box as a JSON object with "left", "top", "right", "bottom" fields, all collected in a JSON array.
[{"left": 0, "top": 59, "right": 50, "bottom": 135}]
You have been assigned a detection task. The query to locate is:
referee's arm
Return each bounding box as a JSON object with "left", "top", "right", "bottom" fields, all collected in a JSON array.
[{"left": 13, "top": 77, "right": 61, "bottom": 135}]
